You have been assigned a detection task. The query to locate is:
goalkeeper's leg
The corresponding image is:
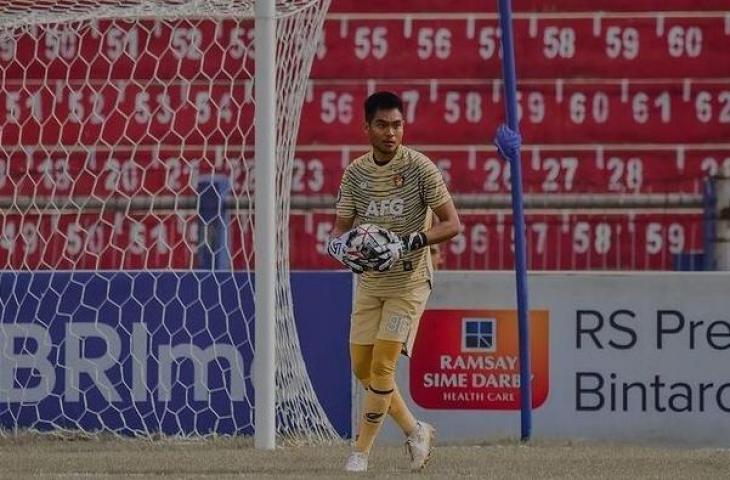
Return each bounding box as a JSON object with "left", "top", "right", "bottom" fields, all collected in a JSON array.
[
  {"left": 351, "top": 343, "right": 417, "bottom": 436},
  {"left": 351, "top": 339, "right": 402, "bottom": 455}
]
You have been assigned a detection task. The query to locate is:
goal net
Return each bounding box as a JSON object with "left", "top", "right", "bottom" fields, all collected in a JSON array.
[{"left": 0, "top": 0, "right": 338, "bottom": 443}]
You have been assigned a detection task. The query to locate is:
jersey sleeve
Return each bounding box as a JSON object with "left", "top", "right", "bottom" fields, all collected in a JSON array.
[
  {"left": 421, "top": 157, "right": 451, "bottom": 210},
  {"left": 335, "top": 168, "right": 357, "bottom": 219}
]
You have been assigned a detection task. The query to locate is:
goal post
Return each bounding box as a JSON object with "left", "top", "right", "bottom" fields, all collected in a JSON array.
[
  {"left": 254, "top": 0, "right": 276, "bottom": 450},
  {"left": 0, "top": 0, "right": 337, "bottom": 445}
]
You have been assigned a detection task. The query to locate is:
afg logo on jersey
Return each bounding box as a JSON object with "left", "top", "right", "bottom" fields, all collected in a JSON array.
[
  {"left": 366, "top": 198, "right": 404, "bottom": 217},
  {"left": 410, "top": 309, "right": 549, "bottom": 410}
]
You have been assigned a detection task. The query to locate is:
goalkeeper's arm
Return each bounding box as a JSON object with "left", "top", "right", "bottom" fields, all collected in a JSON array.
[
  {"left": 405, "top": 198, "right": 460, "bottom": 251},
  {"left": 330, "top": 214, "right": 355, "bottom": 239},
  {"left": 373, "top": 200, "right": 460, "bottom": 271}
]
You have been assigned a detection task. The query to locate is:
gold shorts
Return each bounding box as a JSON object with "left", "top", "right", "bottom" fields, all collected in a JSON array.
[{"left": 349, "top": 281, "right": 431, "bottom": 356}]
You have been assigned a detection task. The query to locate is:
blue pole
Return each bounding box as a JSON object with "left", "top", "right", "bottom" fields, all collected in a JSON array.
[
  {"left": 197, "top": 176, "right": 231, "bottom": 270},
  {"left": 497, "top": 0, "right": 532, "bottom": 441},
  {"left": 703, "top": 177, "right": 716, "bottom": 271}
]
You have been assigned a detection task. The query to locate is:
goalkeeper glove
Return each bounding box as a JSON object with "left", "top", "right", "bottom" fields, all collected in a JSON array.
[
  {"left": 370, "top": 229, "right": 428, "bottom": 272},
  {"left": 327, "top": 230, "right": 368, "bottom": 274}
]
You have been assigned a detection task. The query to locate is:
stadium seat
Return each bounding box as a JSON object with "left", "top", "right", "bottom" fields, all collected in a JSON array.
[
  {"left": 1, "top": 1, "right": 726, "bottom": 271},
  {"left": 312, "top": 15, "right": 729, "bottom": 79},
  {"left": 331, "top": 0, "right": 727, "bottom": 14},
  {"left": 284, "top": 210, "right": 704, "bottom": 271},
  {"left": 298, "top": 79, "right": 730, "bottom": 144}
]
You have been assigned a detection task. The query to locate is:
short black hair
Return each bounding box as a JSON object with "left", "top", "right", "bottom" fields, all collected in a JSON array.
[{"left": 364, "top": 91, "right": 403, "bottom": 124}]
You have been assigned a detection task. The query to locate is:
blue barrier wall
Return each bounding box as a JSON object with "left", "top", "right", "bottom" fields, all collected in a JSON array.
[
  {"left": 291, "top": 271, "right": 352, "bottom": 437},
  {"left": 0, "top": 271, "right": 352, "bottom": 437}
]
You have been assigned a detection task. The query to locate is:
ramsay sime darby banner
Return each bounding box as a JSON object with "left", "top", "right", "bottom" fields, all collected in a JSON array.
[
  {"left": 410, "top": 309, "right": 549, "bottom": 410},
  {"left": 378, "top": 271, "right": 730, "bottom": 446}
]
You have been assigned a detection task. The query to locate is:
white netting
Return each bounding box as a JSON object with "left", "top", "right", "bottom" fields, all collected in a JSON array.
[
  {"left": 0, "top": 0, "right": 339, "bottom": 443},
  {"left": 0, "top": 1, "right": 319, "bottom": 30}
]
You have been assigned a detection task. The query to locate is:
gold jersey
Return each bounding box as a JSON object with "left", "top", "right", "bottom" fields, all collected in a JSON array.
[{"left": 336, "top": 145, "right": 451, "bottom": 294}]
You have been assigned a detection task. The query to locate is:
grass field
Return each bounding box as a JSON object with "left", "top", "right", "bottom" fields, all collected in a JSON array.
[{"left": 1, "top": 435, "right": 729, "bottom": 479}]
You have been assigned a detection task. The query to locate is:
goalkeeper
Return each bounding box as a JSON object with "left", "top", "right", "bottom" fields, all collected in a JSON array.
[{"left": 327, "top": 91, "right": 460, "bottom": 473}]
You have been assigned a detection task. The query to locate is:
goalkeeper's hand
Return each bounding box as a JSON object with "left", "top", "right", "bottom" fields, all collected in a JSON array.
[
  {"left": 369, "top": 229, "right": 428, "bottom": 272},
  {"left": 327, "top": 230, "right": 368, "bottom": 274}
]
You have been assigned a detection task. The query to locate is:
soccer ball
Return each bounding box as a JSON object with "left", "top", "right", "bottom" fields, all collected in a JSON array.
[{"left": 348, "top": 223, "right": 391, "bottom": 264}]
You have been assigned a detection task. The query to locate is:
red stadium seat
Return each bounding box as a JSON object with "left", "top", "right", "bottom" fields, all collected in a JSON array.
[
  {"left": 0, "top": 211, "right": 197, "bottom": 270},
  {"left": 1, "top": 1, "right": 725, "bottom": 272},
  {"left": 298, "top": 79, "right": 730, "bottom": 144},
  {"left": 2, "top": 145, "right": 725, "bottom": 200},
  {"left": 331, "top": 0, "right": 729, "bottom": 13},
  {"left": 0, "top": 202, "right": 706, "bottom": 272},
  {"left": 286, "top": 210, "right": 704, "bottom": 271},
  {"left": 0, "top": 147, "right": 261, "bottom": 199},
  {"left": 312, "top": 15, "right": 730, "bottom": 79},
  {"left": 383, "top": 145, "right": 729, "bottom": 195},
  {"left": 290, "top": 145, "right": 728, "bottom": 196},
  {"left": 0, "top": 20, "right": 256, "bottom": 81},
  {"left": 4, "top": 17, "right": 725, "bottom": 81}
]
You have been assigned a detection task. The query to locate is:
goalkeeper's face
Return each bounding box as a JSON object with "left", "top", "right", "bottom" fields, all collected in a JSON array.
[{"left": 365, "top": 108, "right": 404, "bottom": 160}]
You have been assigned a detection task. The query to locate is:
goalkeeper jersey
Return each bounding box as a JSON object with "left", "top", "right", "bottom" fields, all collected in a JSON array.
[{"left": 336, "top": 145, "right": 451, "bottom": 295}]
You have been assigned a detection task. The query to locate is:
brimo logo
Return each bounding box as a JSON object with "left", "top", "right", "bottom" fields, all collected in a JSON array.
[
  {"left": 366, "top": 198, "right": 404, "bottom": 216},
  {"left": 0, "top": 323, "right": 246, "bottom": 403}
]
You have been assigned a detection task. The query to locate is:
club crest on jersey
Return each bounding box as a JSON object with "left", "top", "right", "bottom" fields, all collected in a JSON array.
[{"left": 393, "top": 174, "right": 404, "bottom": 187}]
